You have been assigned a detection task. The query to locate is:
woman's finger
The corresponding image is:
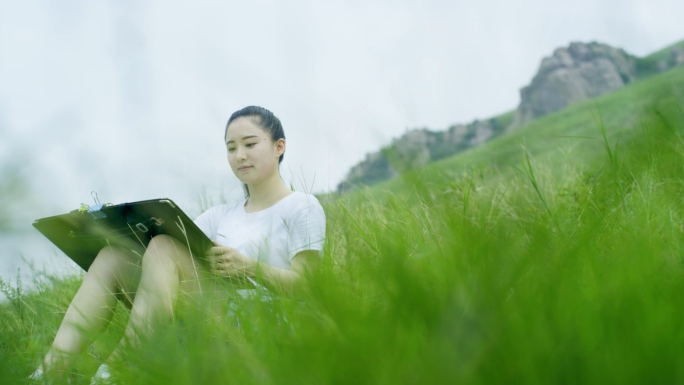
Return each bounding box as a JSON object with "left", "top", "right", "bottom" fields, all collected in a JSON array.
[{"left": 207, "top": 247, "right": 226, "bottom": 256}]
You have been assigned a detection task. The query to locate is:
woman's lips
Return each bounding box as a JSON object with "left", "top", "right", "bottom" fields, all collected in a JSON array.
[{"left": 238, "top": 166, "right": 253, "bottom": 171}]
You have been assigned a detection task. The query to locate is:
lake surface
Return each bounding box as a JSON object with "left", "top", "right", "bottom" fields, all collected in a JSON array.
[{"left": 0, "top": 230, "right": 82, "bottom": 299}]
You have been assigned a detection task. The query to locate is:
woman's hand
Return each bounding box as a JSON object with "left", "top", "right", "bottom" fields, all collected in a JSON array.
[
  {"left": 206, "top": 242, "right": 320, "bottom": 293},
  {"left": 206, "top": 241, "right": 256, "bottom": 278}
]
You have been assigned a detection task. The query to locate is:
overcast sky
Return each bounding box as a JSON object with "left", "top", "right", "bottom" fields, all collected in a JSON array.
[{"left": 1, "top": 0, "right": 683, "bottom": 223}]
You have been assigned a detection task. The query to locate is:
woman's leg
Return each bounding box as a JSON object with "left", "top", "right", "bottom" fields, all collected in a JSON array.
[
  {"left": 108, "top": 234, "right": 216, "bottom": 360},
  {"left": 42, "top": 245, "right": 143, "bottom": 373}
]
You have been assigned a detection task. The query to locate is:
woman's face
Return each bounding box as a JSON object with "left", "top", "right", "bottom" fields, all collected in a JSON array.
[{"left": 225, "top": 117, "right": 284, "bottom": 186}]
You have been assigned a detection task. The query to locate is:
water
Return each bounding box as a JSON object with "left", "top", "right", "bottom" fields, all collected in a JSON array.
[{"left": 0, "top": 230, "right": 82, "bottom": 299}]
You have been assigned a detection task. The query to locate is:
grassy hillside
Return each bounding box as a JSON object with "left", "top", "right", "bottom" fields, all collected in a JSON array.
[
  {"left": 635, "top": 39, "right": 684, "bottom": 78},
  {"left": 338, "top": 40, "right": 684, "bottom": 193},
  {"left": 3, "top": 66, "right": 684, "bottom": 384},
  {"left": 362, "top": 64, "right": 684, "bottom": 199}
]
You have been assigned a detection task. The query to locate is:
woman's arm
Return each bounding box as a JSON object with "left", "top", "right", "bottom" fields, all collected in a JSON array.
[{"left": 207, "top": 244, "right": 320, "bottom": 293}]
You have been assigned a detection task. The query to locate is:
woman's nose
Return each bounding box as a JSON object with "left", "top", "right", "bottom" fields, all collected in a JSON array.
[{"left": 236, "top": 146, "right": 247, "bottom": 160}]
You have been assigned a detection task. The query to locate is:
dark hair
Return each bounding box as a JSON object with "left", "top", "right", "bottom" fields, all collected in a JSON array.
[
  {"left": 225, "top": 106, "right": 286, "bottom": 163},
  {"left": 225, "top": 106, "right": 286, "bottom": 197}
]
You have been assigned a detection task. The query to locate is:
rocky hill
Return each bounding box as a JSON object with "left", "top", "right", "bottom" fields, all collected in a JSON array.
[
  {"left": 337, "top": 116, "right": 511, "bottom": 192},
  {"left": 511, "top": 42, "right": 637, "bottom": 128},
  {"left": 337, "top": 40, "right": 684, "bottom": 193},
  {"left": 512, "top": 41, "right": 684, "bottom": 128}
]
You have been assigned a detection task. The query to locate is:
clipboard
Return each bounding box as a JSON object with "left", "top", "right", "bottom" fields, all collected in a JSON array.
[{"left": 32, "top": 198, "right": 213, "bottom": 272}]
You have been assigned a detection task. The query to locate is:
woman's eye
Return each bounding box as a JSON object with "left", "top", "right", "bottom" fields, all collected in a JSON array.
[
  {"left": 227, "top": 147, "right": 236, "bottom": 152},
  {"left": 246, "top": 143, "right": 256, "bottom": 148}
]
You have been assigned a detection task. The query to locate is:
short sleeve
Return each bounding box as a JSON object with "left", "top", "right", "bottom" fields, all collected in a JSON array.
[
  {"left": 194, "top": 206, "right": 222, "bottom": 241},
  {"left": 287, "top": 195, "right": 326, "bottom": 260}
]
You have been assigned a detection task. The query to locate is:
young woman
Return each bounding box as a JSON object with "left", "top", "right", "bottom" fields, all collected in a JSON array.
[{"left": 31, "top": 106, "right": 326, "bottom": 383}]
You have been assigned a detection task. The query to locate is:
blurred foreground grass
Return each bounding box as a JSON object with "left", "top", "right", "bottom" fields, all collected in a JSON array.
[{"left": 2, "top": 89, "right": 684, "bottom": 384}]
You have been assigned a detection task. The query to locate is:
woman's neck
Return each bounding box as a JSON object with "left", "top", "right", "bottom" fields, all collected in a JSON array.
[{"left": 244, "top": 173, "right": 292, "bottom": 212}]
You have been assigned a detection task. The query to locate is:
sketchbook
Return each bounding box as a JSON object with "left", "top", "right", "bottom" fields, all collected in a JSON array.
[{"left": 32, "top": 198, "right": 213, "bottom": 272}]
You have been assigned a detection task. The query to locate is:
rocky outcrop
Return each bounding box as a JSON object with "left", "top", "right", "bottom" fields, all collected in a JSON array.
[
  {"left": 511, "top": 42, "right": 638, "bottom": 128},
  {"left": 337, "top": 119, "right": 501, "bottom": 192},
  {"left": 658, "top": 47, "right": 684, "bottom": 72},
  {"left": 337, "top": 39, "right": 684, "bottom": 193},
  {"left": 337, "top": 151, "right": 396, "bottom": 193},
  {"left": 673, "top": 48, "right": 684, "bottom": 66},
  {"left": 388, "top": 129, "right": 432, "bottom": 172}
]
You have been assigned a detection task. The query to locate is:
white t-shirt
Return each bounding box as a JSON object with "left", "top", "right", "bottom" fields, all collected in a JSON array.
[{"left": 194, "top": 192, "right": 326, "bottom": 271}]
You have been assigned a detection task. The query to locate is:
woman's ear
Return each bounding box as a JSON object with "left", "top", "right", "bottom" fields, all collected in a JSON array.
[{"left": 276, "top": 138, "right": 286, "bottom": 157}]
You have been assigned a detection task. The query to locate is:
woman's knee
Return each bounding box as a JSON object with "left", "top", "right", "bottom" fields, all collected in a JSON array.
[
  {"left": 146, "top": 234, "right": 182, "bottom": 253},
  {"left": 142, "top": 235, "right": 184, "bottom": 268},
  {"left": 90, "top": 246, "right": 141, "bottom": 277},
  {"left": 142, "top": 235, "right": 206, "bottom": 279}
]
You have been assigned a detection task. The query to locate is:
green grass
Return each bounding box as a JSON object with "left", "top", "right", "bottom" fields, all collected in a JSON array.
[
  {"left": 3, "top": 66, "right": 684, "bottom": 384},
  {"left": 635, "top": 39, "right": 684, "bottom": 78}
]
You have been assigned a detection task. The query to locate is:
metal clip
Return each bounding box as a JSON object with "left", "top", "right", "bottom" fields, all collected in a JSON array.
[{"left": 87, "top": 204, "right": 107, "bottom": 220}]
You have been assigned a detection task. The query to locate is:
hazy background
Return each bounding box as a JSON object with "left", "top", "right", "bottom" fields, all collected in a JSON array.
[{"left": 1, "top": 0, "right": 683, "bottom": 281}]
